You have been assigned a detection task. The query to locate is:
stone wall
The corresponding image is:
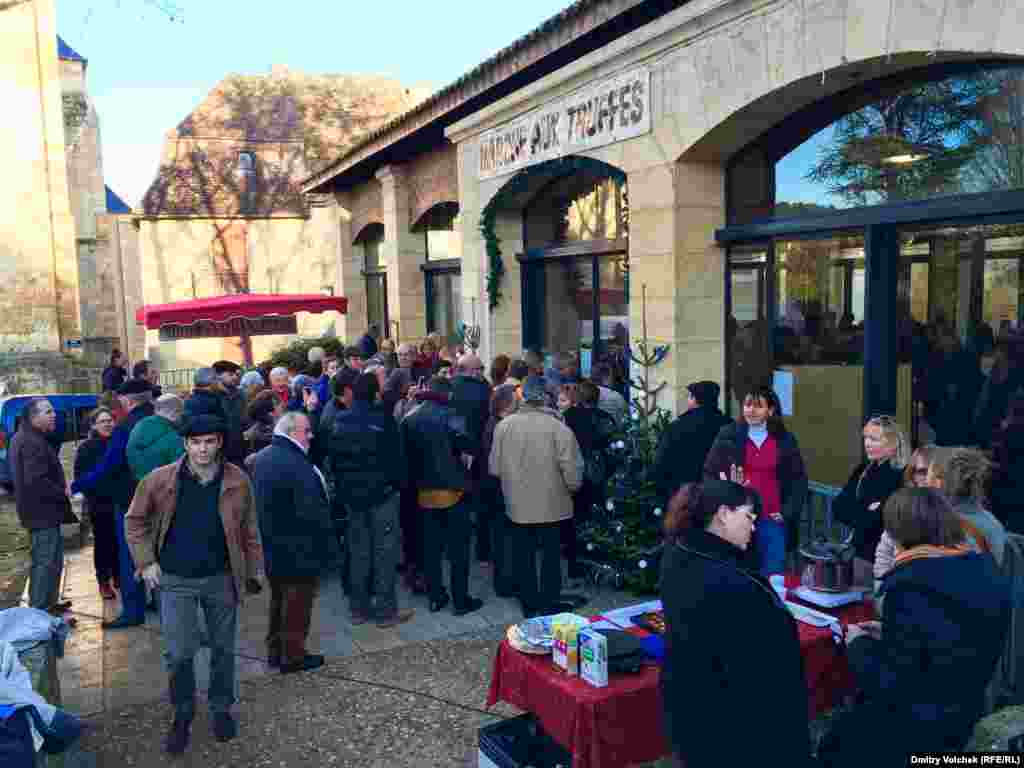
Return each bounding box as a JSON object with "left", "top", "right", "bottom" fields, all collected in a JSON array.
[
  {"left": 137, "top": 212, "right": 341, "bottom": 368},
  {"left": 0, "top": 353, "right": 101, "bottom": 395},
  {"left": 406, "top": 143, "right": 459, "bottom": 227},
  {"left": 450, "top": 0, "right": 1024, "bottom": 416},
  {"left": 0, "top": 0, "right": 81, "bottom": 356}
]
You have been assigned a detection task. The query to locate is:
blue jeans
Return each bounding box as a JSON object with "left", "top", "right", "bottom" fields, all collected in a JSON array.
[
  {"left": 160, "top": 571, "right": 238, "bottom": 720},
  {"left": 114, "top": 506, "right": 145, "bottom": 622},
  {"left": 28, "top": 527, "right": 63, "bottom": 610},
  {"left": 753, "top": 518, "right": 787, "bottom": 577}
]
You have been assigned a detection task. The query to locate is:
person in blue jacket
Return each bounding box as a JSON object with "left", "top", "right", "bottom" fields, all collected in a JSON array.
[{"left": 70, "top": 379, "right": 154, "bottom": 629}]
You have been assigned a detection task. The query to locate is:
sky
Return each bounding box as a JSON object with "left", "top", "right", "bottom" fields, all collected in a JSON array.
[{"left": 55, "top": 0, "right": 570, "bottom": 207}]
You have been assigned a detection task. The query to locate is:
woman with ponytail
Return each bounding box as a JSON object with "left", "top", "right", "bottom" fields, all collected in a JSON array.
[{"left": 660, "top": 479, "right": 813, "bottom": 768}]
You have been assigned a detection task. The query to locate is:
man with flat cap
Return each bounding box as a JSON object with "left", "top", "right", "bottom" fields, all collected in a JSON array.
[
  {"left": 212, "top": 360, "right": 247, "bottom": 466},
  {"left": 126, "top": 414, "right": 262, "bottom": 754},
  {"left": 651, "top": 380, "right": 731, "bottom": 506},
  {"left": 71, "top": 378, "right": 155, "bottom": 628}
]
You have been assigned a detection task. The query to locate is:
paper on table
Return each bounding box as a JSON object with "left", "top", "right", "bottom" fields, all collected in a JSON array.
[
  {"left": 785, "top": 600, "right": 842, "bottom": 633},
  {"left": 791, "top": 586, "right": 866, "bottom": 608},
  {"left": 599, "top": 600, "right": 663, "bottom": 628}
]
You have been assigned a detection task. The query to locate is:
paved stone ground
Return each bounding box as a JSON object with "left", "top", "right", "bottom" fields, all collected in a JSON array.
[{"left": 49, "top": 540, "right": 664, "bottom": 766}]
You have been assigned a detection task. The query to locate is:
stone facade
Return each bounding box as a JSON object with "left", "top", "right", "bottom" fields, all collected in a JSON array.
[
  {"left": 138, "top": 67, "right": 428, "bottom": 364},
  {"left": 0, "top": 0, "right": 80, "bottom": 359},
  {"left": 446, "top": 0, "right": 1024, "bottom": 414},
  {"left": 0, "top": 0, "right": 140, "bottom": 392}
]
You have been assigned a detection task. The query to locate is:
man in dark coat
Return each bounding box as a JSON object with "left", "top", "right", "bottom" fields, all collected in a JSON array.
[
  {"left": 183, "top": 368, "right": 225, "bottom": 421},
  {"left": 71, "top": 379, "right": 155, "bottom": 628},
  {"left": 652, "top": 381, "right": 731, "bottom": 505},
  {"left": 450, "top": 353, "right": 492, "bottom": 562},
  {"left": 212, "top": 360, "right": 247, "bottom": 466},
  {"left": 402, "top": 377, "right": 483, "bottom": 616},
  {"left": 356, "top": 324, "right": 380, "bottom": 359},
  {"left": 10, "top": 398, "right": 72, "bottom": 611},
  {"left": 101, "top": 350, "right": 128, "bottom": 393},
  {"left": 329, "top": 373, "right": 413, "bottom": 627},
  {"left": 250, "top": 411, "right": 336, "bottom": 674}
]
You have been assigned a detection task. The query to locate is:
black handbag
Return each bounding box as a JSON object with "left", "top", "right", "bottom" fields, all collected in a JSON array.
[{"left": 595, "top": 629, "right": 646, "bottom": 674}]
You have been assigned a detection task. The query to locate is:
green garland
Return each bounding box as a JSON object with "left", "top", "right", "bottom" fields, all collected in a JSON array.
[{"left": 479, "top": 156, "right": 627, "bottom": 311}]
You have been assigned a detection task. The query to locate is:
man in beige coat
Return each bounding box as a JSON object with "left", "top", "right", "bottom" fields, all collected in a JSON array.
[{"left": 489, "top": 376, "right": 583, "bottom": 617}]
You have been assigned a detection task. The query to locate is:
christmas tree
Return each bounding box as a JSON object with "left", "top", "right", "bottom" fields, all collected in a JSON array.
[{"left": 578, "top": 286, "right": 673, "bottom": 594}]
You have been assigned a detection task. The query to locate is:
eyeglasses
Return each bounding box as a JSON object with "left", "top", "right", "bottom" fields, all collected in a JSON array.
[{"left": 912, "top": 466, "right": 929, "bottom": 476}]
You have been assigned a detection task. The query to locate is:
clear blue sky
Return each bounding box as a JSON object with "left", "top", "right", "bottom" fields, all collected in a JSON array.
[{"left": 55, "top": 0, "right": 569, "bottom": 206}]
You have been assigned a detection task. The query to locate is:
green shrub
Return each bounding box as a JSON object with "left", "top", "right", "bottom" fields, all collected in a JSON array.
[{"left": 260, "top": 336, "right": 347, "bottom": 372}]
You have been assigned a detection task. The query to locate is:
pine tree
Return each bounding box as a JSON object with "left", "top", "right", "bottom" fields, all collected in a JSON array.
[{"left": 578, "top": 286, "right": 672, "bottom": 594}]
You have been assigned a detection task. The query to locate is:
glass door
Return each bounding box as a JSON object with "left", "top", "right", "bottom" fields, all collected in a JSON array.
[
  {"left": 727, "top": 248, "right": 770, "bottom": 415},
  {"left": 900, "top": 222, "right": 1024, "bottom": 448}
]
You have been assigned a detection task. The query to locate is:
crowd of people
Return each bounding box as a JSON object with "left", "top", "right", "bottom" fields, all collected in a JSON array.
[
  {"left": 6, "top": 328, "right": 1020, "bottom": 761},
  {"left": 7, "top": 331, "right": 632, "bottom": 755}
]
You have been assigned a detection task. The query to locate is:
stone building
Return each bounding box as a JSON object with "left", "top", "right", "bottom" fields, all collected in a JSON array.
[
  {"left": 136, "top": 67, "right": 428, "bottom": 368},
  {"left": 0, "top": 0, "right": 140, "bottom": 393},
  {"left": 307, "top": 0, "right": 1024, "bottom": 487}
]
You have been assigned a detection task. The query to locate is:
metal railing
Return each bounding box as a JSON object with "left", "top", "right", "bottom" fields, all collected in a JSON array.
[{"left": 159, "top": 369, "right": 198, "bottom": 392}]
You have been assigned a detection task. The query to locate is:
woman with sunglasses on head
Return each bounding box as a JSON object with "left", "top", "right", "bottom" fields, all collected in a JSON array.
[
  {"left": 660, "top": 479, "right": 814, "bottom": 768},
  {"left": 873, "top": 443, "right": 935, "bottom": 609},
  {"left": 705, "top": 385, "right": 808, "bottom": 577},
  {"left": 74, "top": 408, "right": 120, "bottom": 599},
  {"left": 833, "top": 416, "right": 909, "bottom": 588}
]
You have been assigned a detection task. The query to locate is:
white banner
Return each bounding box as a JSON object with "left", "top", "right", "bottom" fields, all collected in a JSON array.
[{"left": 478, "top": 66, "right": 651, "bottom": 180}]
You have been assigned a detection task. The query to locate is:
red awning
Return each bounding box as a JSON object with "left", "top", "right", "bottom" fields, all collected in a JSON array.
[{"left": 135, "top": 293, "right": 347, "bottom": 329}]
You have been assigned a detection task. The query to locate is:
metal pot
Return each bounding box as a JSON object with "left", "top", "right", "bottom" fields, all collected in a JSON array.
[{"left": 798, "top": 536, "right": 855, "bottom": 593}]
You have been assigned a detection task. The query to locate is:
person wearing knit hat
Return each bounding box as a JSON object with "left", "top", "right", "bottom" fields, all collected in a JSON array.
[{"left": 651, "top": 380, "right": 731, "bottom": 507}]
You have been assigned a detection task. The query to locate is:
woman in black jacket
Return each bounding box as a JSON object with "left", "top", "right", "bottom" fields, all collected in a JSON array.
[
  {"left": 819, "top": 488, "right": 1010, "bottom": 768},
  {"left": 991, "top": 395, "right": 1024, "bottom": 533},
  {"left": 832, "top": 415, "right": 908, "bottom": 585},
  {"left": 660, "top": 479, "right": 814, "bottom": 768},
  {"left": 73, "top": 408, "right": 119, "bottom": 599}
]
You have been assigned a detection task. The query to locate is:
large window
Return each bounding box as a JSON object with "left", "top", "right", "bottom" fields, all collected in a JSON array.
[
  {"left": 359, "top": 223, "right": 388, "bottom": 338},
  {"left": 522, "top": 169, "right": 628, "bottom": 376},
  {"left": 419, "top": 203, "right": 462, "bottom": 345},
  {"left": 770, "top": 65, "right": 1024, "bottom": 219}
]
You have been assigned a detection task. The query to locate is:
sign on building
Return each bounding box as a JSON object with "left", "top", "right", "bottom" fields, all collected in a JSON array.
[{"left": 478, "top": 66, "right": 651, "bottom": 180}]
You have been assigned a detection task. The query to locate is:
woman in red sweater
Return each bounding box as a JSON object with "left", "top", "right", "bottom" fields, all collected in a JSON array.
[{"left": 705, "top": 385, "right": 808, "bottom": 576}]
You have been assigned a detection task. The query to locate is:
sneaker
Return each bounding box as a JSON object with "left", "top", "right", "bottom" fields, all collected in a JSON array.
[
  {"left": 164, "top": 718, "right": 191, "bottom": 754},
  {"left": 212, "top": 712, "right": 238, "bottom": 742},
  {"left": 280, "top": 654, "right": 325, "bottom": 675},
  {"left": 375, "top": 608, "right": 415, "bottom": 628}
]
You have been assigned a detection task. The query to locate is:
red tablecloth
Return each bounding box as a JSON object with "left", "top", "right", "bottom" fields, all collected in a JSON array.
[{"left": 487, "top": 577, "right": 876, "bottom": 768}]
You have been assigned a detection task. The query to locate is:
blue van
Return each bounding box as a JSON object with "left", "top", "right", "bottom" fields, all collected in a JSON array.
[{"left": 0, "top": 394, "right": 99, "bottom": 491}]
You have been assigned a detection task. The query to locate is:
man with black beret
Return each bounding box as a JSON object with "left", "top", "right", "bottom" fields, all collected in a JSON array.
[
  {"left": 71, "top": 378, "right": 155, "bottom": 629},
  {"left": 651, "top": 380, "right": 731, "bottom": 506},
  {"left": 126, "top": 414, "right": 262, "bottom": 754}
]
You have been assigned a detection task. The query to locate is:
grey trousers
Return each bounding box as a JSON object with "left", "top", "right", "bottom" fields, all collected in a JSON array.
[
  {"left": 160, "top": 571, "right": 238, "bottom": 720},
  {"left": 348, "top": 491, "right": 400, "bottom": 619},
  {"left": 28, "top": 527, "right": 63, "bottom": 610}
]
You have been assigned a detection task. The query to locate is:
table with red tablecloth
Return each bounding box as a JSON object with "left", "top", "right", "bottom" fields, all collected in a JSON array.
[{"left": 486, "top": 576, "right": 876, "bottom": 768}]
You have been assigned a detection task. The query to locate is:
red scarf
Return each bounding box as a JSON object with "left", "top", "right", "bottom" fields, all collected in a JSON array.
[{"left": 893, "top": 543, "right": 970, "bottom": 568}]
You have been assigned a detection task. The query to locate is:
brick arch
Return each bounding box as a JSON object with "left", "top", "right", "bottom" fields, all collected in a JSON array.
[
  {"left": 353, "top": 221, "right": 384, "bottom": 244},
  {"left": 411, "top": 201, "right": 459, "bottom": 232},
  {"left": 406, "top": 143, "right": 459, "bottom": 228}
]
